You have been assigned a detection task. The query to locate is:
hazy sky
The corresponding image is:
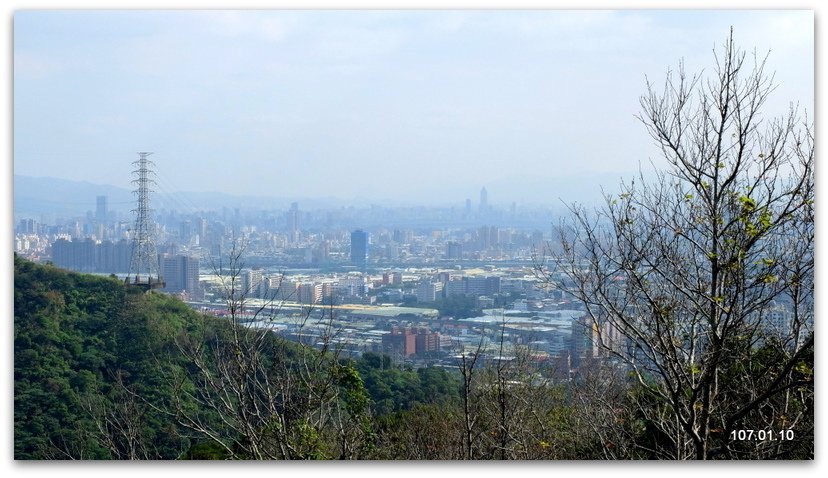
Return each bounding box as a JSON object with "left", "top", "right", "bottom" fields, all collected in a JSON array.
[{"left": 13, "top": 10, "right": 814, "bottom": 204}]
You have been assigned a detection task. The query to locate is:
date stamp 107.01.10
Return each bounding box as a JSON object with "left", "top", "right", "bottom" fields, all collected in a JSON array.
[{"left": 730, "top": 430, "right": 795, "bottom": 441}]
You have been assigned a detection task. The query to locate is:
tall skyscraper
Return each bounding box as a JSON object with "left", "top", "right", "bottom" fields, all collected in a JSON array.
[
  {"left": 287, "top": 202, "right": 300, "bottom": 243},
  {"left": 95, "top": 195, "right": 108, "bottom": 225},
  {"left": 350, "top": 230, "right": 369, "bottom": 267}
]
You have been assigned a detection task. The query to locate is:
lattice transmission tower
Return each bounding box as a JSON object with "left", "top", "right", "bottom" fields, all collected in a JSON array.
[{"left": 125, "top": 152, "right": 164, "bottom": 289}]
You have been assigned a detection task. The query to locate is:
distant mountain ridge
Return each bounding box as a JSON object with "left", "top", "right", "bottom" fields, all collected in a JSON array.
[
  {"left": 13, "top": 171, "right": 644, "bottom": 219},
  {"left": 14, "top": 175, "right": 135, "bottom": 218},
  {"left": 13, "top": 175, "right": 347, "bottom": 218}
]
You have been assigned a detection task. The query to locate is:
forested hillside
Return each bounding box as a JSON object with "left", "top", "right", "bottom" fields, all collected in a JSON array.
[
  {"left": 14, "top": 254, "right": 207, "bottom": 458},
  {"left": 14, "top": 255, "right": 813, "bottom": 459},
  {"left": 13, "top": 255, "right": 463, "bottom": 459}
]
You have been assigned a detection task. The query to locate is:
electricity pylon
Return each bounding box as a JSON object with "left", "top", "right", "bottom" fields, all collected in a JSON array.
[{"left": 125, "top": 152, "right": 164, "bottom": 289}]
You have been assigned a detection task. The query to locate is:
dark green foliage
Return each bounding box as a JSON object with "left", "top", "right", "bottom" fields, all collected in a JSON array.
[
  {"left": 14, "top": 256, "right": 461, "bottom": 460},
  {"left": 15, "top": 255, "right": 122, "bottom": 459},
  {"left": 14, "top": 255, "right": 201, "bottom": 459},
  {"left": 354, "top": 352, "right": 459, "bottom": 416},
  {"left": 15, "top": 254, "right": 810, "bottom": 460},
  {"left": 371, "top": 403, "right": 464, "bottom": 459},
  {"left": 183, "top": 442, "right": 231, "bottom": 460}
]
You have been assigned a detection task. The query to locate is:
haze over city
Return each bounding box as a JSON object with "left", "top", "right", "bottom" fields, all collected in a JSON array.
[
  {"left": 9, "top": 6, "right": 822, "bottom": 464},
  {"left": 13, "top": 10, "right": 813, "bottom": 205}
]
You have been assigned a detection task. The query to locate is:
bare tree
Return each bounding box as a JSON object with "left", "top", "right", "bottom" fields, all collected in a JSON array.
[
  {"left": 562, "top": 358, "right": 656, "bottom": 459},
  {"left": 457, "top": 333, "right": 485, "bottom": 459},
  {"left": 475, "top": 319, "right": 546, "bottom": 459},
  {"left": 147, "top": 240, "right": 372, "bottom": 459},
  {"left": 455, "top": 318, "right": 566, "bottom": 459},
  {"left": 538, "top": 30, "right": 813, "bottom": 459},
  {"left": 78, "top": 373, "right": 158, "bottom": 460},
  {"left": 371, "top": 402, "right": 464, "bottom": 459}
]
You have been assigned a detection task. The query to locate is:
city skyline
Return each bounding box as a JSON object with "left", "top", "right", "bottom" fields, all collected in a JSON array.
[
  {"left": 9, "top": 5, "right": 821, "bottom": 464},
  {"left": 13, "top": 10, "right": 813, "bottom": 205}
]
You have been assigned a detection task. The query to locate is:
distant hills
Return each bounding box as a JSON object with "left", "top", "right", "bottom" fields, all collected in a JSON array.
[
  {"left": 14, "top": 175, "right": 134, "bottom": 218},
  {"left": 12, "top": 175, "right": 344, "bottom": 218},
  {"left": 13, "top": 171, "right": 646, "bottom": 220}
]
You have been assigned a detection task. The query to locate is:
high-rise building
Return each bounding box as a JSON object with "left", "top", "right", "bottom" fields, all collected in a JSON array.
[
  {"left": 392, "top": 229, "right": 413, "bottom": 244},
  {"left": 50, "top": 238, "right": 132, "bottom": 273},
  {"left": 179, "top": 220, "right": 193, "bottom": 244},
  {"left": 297, "top": 282, "right": 323, "bottom": 305},
  {"left": 465, "top": 276, "right": 489, "bottom": 296},
  {"left": 446, "top": 241, "right": 462, "bottom": 260},
  {"left": 382, "top": 327, "right": 441, "bottom": 358},
  {"left": 286, "top": 202, "right": 300, "bottom": 243},
  {"left": 414, "top": 328, "right": 441, "bottom": 355},
  {"left": 343, "top": 274, "right": 368, "bottom": 296},
  {"left": 416, "top": 281, "right": 443, "bottom": 302},
  {"left": 17, "top": 219, "right": 37, "bottom": 234},
  {"left": 51, "top": 238, "right": 97, "bottom": 272},
  {"left": 478, "top": 225, "right": 499, "bottom": 250},
  {"left": 197, "top": 217, "right": 208, "bottom": 244},
  {"left": 382, "top": 327, "right": 417, "bottom": 358},
  {"left": 444, "top": 275, "right": 501, "bottom": 297},
  {"left": 312, "top": 240, "right": 331, "bottom": 264},
  {"left": 242, "top": 269, "right": 264, "bottom": 298},
  {"left": 445, "top": 278, "right": 466, "bottom": 297},
  {"left": 95, "top": 239, "right": 132, "bottom": 273},
  {"left": 271, "top": 277, "right": 299, "bottom": 301},
  {"left": 96, "top": 196, "right": 108, "bottom": 225},
  {"left": 161, "top": 254, "right": 201, "bottom": 299},
  {"left": 489, "top": 226, "right": 500, "bottom": 247},
  {"left": 350, "top": 229, "right": 369, "bottom": 266}
]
